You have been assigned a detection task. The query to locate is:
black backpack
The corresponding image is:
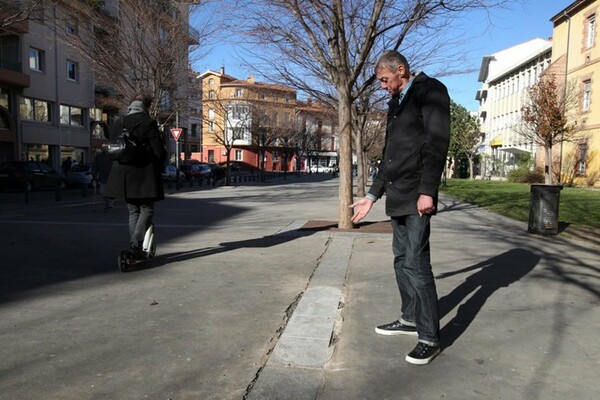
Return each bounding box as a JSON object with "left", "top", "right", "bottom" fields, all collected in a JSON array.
[{"left": 107, "top": 123, "right": 143, "bottom": 164}]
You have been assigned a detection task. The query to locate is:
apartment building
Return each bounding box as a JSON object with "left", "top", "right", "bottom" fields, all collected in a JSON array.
[
  {"left": 295, "top": 99, "right": 339, "bottom": 171},
  {"left": 0, "top": 2, "right": 95, "bottom": 168},
  {"left": 199, "top": 68, "right": 296, "bottom": 171},
  {"left": 476, "top": 38, "right": 552, "bottom": 178},
  {"left": 0, "top": 0, "right": 195, "bottom": 171},
  {"left": 550, "top": 0, "right": 599, "bottom": 187},
  {"left": 182, "top": 67, "right": 203, "bottom": 161}
]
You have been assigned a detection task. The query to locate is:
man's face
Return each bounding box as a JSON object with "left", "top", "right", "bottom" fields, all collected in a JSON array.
[{"left": 376, "top": 64, "right": 406, "bottom": 96}]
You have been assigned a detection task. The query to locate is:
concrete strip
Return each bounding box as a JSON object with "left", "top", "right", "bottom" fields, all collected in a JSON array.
[{"left": 248, "top": 236, "right": 354, "bottom": 399}]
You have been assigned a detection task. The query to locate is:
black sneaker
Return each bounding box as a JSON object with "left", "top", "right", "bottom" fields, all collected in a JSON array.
[
  {"left": 405, "top": 342, "right": 440, "bottom": 365},
  {"left": 375, "top": 320, "right": 418, "bottom": 336}
]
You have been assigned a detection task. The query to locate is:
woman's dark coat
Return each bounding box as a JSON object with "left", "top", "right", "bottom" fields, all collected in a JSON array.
[
  {"left": 105, "top": 111, "right": 167, "bottom": 201},
  {"left": 368, "top": 72, "right": 451, "bottom": 217}
]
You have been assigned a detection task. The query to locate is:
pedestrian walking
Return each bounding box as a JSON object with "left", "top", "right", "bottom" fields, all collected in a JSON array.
[
  {"left": 350, "top": 50, "right": 451, "bottom": 365},
  {"left": 105, "top": 93, "right": 167, "bottom": 261},
  {"left": 92, "top": 145, "right": 116, "bottom": 210}
]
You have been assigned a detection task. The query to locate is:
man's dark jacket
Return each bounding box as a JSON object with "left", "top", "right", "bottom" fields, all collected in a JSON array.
[
  {"left": 368, "top": 72, "right": 450, "bottom": 216},
  {"left": 105, "top": 111, "right": 167, "bottom": 201}
]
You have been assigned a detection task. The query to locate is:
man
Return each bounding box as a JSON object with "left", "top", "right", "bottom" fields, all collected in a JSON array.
[
  {"left": 105, "top": 93, "right": 167, "bottom": 260},
  {"left": 350, "top": 51, "right": 450, "bottom": 365},
  {"left": 93, "top": 145, "right": 115, "bottom": 210}
]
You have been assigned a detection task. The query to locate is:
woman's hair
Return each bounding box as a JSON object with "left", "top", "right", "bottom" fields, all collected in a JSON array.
[
  {"left": 132, "top": 93, "right": 154, "bottom": 109},
  {"left": 375, "top": 51, "right": 410, "bottom": 76}
]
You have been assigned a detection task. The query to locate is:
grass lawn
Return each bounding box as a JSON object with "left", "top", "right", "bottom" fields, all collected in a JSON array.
[{"left": 439, "top": 179, "right": 600, "bottom": 230}]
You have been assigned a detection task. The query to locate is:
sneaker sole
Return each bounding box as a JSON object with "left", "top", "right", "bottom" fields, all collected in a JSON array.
[
  {"left": 405, "top": 348, "right": 440, "bottom": 365},
  {"left": 374, "top": 327, "right": 418, "bottom": 336}
]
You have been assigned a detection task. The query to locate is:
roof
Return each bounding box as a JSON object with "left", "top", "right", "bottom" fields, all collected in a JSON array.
[
  {"left": 550, "top": 0, "right": 593, "bottom": 24},
  {"left": 221, "top": 80, "right": 296, "bottom": 93},
  {"left": 477, "top": 38, "right": 552, "bottom": 84},
  {"left": 197, "top": 69, "right": 237, "bottom": 81}
]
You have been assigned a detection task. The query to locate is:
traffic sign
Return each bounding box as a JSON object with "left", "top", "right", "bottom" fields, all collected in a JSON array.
[{"left": 170, "top": 128, "right": 182, "bottom": 141}]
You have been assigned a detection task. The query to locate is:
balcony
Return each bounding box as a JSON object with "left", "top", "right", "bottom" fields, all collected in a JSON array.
[{"left": 0, "top": 60, "right": 30, "bottom": 88}]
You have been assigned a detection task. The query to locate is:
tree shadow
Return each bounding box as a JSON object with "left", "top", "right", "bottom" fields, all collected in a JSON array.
[{"left": 437, "top": 248, "right": 541, "bottom": 349}]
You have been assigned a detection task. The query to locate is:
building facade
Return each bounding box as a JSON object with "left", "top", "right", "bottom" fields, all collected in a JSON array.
[
  {"left": 476, "top": 38, "right": 552, "bottom": 178},
  {"left": 199, "top": 68, "right": 339, "bottom": 172},
  {"left": 0, "top": 0, "right": 195, "bottom": 173},
  {"left": 1, "top": 2, "right": 95, "bottom": 168},
  {"left": 550, "top": 0, "right": 599, "bottom": 187}
]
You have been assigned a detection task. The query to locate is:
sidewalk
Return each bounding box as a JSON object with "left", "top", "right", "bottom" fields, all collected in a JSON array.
[
  {"left": 249, "top": 195, "right": 600, "bottom": 400},
  {"left": 0, "top": 176, "right": 598, "bottom": 399}
]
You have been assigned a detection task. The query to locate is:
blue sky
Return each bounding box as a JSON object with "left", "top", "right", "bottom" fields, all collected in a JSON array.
[
  {"left": 438, "top": 0, "right": 574, "bottom": 111},
  {"left": 192, "top": 0, "right": 575, "bottom": 112}
]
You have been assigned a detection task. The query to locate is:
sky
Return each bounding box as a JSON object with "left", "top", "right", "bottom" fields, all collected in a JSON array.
[{"left": 191, "top": 0, "right": 575, "bottom": 112}]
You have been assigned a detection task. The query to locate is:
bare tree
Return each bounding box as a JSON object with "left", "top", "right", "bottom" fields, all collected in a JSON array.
[
  {"left": 520, "top": 73, "right": 582, "bottom": 185},
  {"left": 232, "top": 0, "right": 508, "bottom": 229},
  {"left": 35, "top": 0, "right": 217, "bottom": 124},
  {"left": 0, "top": 0, "right": 50, "bottom": 33}
]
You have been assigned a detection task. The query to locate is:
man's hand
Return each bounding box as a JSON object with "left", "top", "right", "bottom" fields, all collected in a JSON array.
[
  {"left": 350, "top": 197, "right": 374, "bottom": 223},
  {"left": 417, "top": 194, "right": 435, "bottom": 217}
]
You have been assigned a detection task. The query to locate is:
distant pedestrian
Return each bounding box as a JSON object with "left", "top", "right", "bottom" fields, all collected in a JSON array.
[
  {"left": 62, "top": 157, "right": 72, "bottom": 174},
  {"left": 105, "top": 93, "right": 167, "bottom": 261},
  {"left": 350, "top": 50, "right": 450, "bottom": 365},
  {"left": 93, "top": 146, "right": 115, "bottom": 210}
]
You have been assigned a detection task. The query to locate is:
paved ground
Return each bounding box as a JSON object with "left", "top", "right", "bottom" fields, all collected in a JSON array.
[{"left": 0, "top": 175, "right": 598, "bottom": 399}]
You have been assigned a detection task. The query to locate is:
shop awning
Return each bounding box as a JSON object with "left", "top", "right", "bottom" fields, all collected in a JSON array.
[{"left": 490, "top": 137, "right": 502, "bottom": 147}]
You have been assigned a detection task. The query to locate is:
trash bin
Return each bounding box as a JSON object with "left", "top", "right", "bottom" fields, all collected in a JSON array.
[{"left": 528, "top": 184, "right": 563, "bottom": 235}]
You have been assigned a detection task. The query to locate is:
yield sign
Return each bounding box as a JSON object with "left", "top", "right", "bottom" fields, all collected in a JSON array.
[{"left": 170, "top": 128, "right": 182, "bottom": 141}]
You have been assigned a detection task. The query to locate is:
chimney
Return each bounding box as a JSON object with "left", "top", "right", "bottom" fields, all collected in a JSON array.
[
  {"left": 247, "top": 75, "right": 255, "bottom": 83},
  {"left": 220, "top": 66, "right": 225, "bottom": 75}
]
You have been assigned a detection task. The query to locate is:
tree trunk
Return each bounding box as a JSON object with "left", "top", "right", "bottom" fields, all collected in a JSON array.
[
  {"left": 354, "top": 132, "right": 366, "bottom": 197},
  {"left": 338, "top": 91, "right": 354, "bottom": 230},
  {"left": 545, "top": 146, "right": 553, "bottom": 185},
  {"left": 468, "top": 155, "right": 474, "bottom": 180}
]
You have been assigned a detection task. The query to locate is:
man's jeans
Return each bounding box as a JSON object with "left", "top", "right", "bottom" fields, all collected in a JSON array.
[
  {"left": 391, "top": 214, "right": 440, "bottom": 346},
  {"left": 127, "top": 200, "right": 154, "bottom": 249}
]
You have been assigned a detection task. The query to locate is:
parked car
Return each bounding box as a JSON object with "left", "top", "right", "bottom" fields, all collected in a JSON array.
[
  {"left": 0, "top": 161, "right": 66, "bottom": 192},
  {"left": 309, "top": 164, "right": 333, "bottom": 173},
  {"left": 65, "top": 163, "right": 94, "bottom": 187},
  {"left": 161, "top": 164, "right": 179, "bottom": 181},
  {"left": 179, "top": 163, "right": 210, "bottom": 181},
  {"left": 194, "top": 163, "right": 213, "bottom": 179}
]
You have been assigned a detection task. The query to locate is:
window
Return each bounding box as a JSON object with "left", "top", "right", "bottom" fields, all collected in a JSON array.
[
  {"left": 234, "top": 88, "right": 243, "bottom": 98},
  {"left": 66, "top": 60, "right": 78, "bottom": 81},
  {"left": 208, "top": 90, "right": 216, "bottom": 99},
  {"left": 582, "top": 80, "right": 592, "bottom": 112},
  {"left": 60, "top": 105, "right": 83, "bottom": 126},
  {"left": 208, "top": 121, "right": 214, "bottom": 132},
  {"left": 234, "top": 150, "right": 243, "bottom": 161},
  {"left": 191, "top": 124, "right": 198, "bottom": 137},
  {"left": 208, "top": 109, "right": 215, "bottom": 120},
  {"left": 19, "top": 97, "right": 51, "bottom": 122},
  {"left": 587, "top": 14, "right": 596, "bottom": 49},
  {"left": 208, "top": 150, "right": 215, "bottom": 162},
  {"left": 208, "top": 78, "right": 214, "bottom": 85},
  {"left": 29, "top": 48, "right": 44, "bottom": 72},
  {"left": 578, "top": 142, "right": 588, "bottom": 174},
  {"left": 66, "top": 21, "right": 78, "bottom": 35}
]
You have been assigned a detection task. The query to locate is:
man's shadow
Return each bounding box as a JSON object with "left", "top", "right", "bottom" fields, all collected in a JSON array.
[{"left": 437, "top": 248, "right": 540, "bottom": 349}]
